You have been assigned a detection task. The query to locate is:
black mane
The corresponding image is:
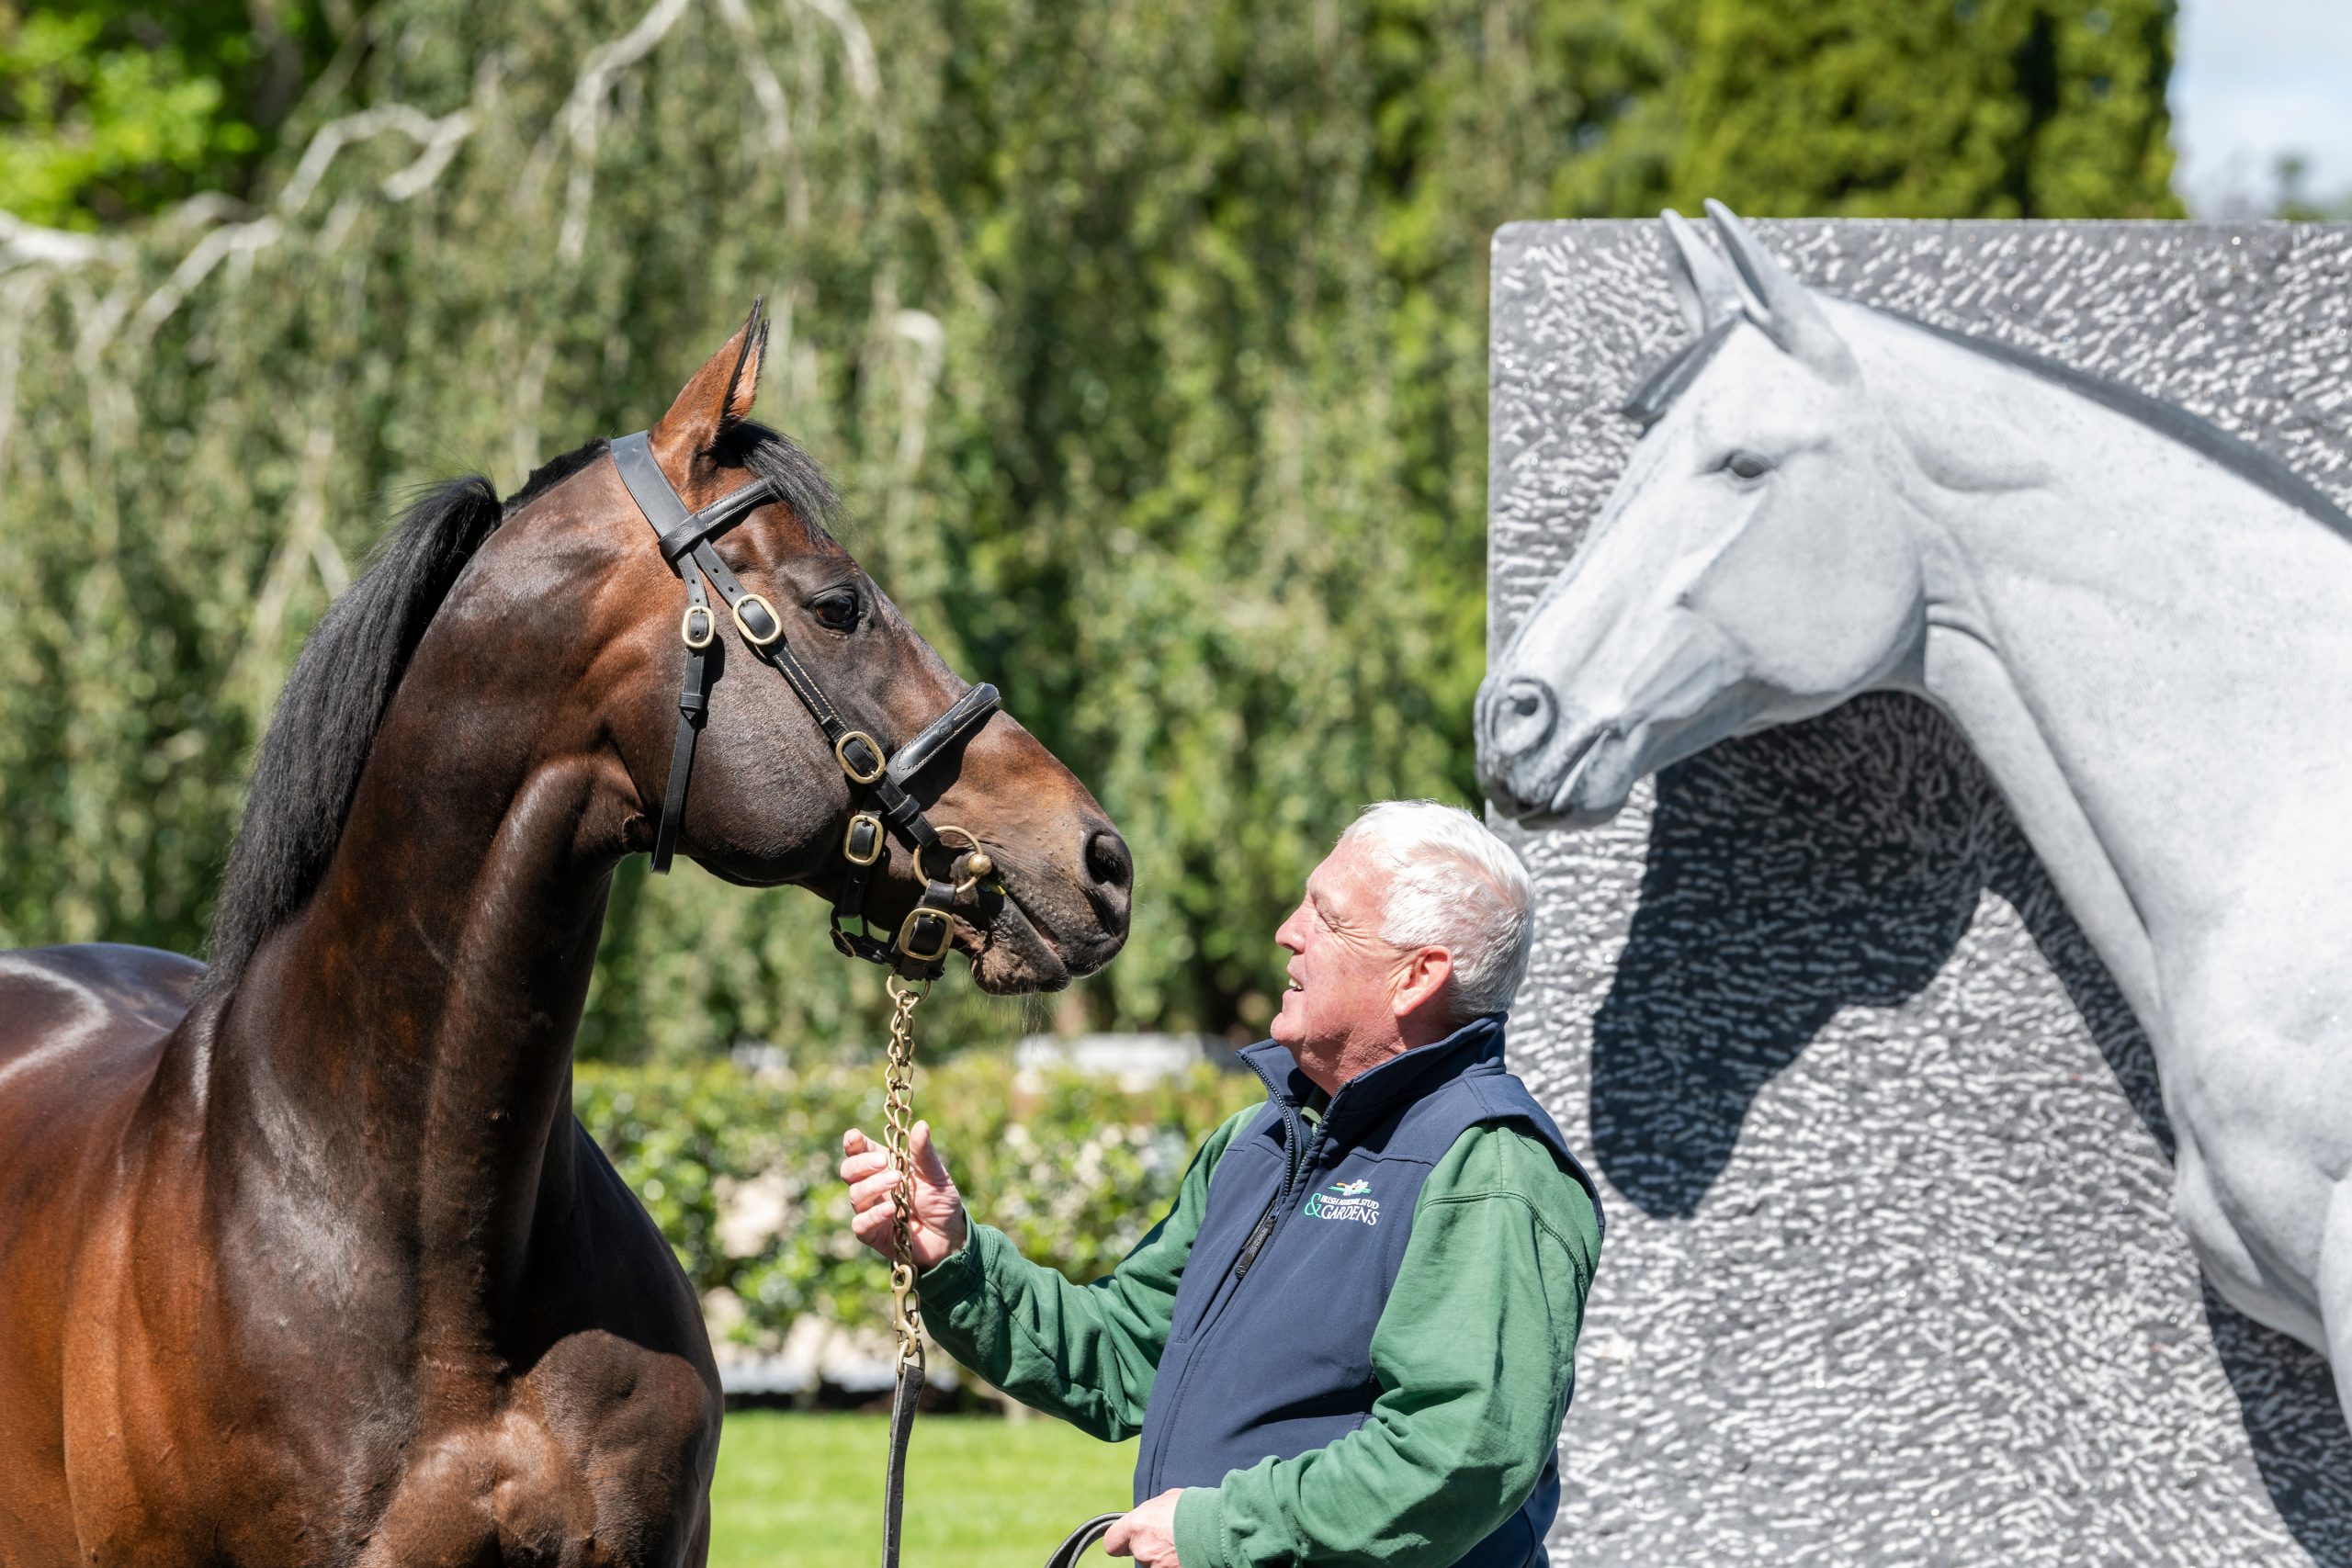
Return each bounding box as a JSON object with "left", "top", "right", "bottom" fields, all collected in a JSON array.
[
  {"left": 201, "top": 422, "right": 844, "bottom": 994},
  {"left": 201, "top": 475, "right": 503, "bottom": 993}
]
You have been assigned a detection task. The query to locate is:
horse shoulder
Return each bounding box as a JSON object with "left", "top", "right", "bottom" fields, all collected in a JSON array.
[
  {"left": 352, "top": 1124, "right": 721, "bottom": 1568},
  {"left": 0, "top": 944, "right": 209, "bottom": 1562}
]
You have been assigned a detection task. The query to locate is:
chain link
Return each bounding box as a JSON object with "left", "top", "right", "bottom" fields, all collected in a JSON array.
[{"left": 882, "top": 972, "right": 930, "bottom": 1371}]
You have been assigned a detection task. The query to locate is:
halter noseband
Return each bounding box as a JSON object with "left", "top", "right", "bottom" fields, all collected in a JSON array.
[{"left": 610, "top": 430, "right": 1001, "bottom": 979}]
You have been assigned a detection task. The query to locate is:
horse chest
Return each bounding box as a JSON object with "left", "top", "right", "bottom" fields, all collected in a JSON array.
[{"left": 61, "top": 1269, "right": 719, "bottom": 1568}]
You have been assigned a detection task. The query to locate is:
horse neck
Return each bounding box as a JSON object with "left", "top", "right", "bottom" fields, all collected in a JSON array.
[
  {"left": 204, "top": 615, "right": 622, "bottom": 1348},
  {"left": 1852, "top": 306, "right": 2352, "bottom": 1032}
]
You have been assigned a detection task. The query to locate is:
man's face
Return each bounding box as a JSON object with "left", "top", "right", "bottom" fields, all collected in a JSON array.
[{"left": 1270, "top": 839, "right": 1402, "bottom": 1077}]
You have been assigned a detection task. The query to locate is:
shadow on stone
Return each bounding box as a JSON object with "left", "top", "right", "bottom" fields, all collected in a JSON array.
[
  {"left": 1589, "top": 694, "right": 1985, "bottom": 1217},
  {"left": 1588, "top": 690, "right": 2352, "bottom": 1553},
  {"left": 2204, "top": 1283, "right": 2352, "bottom": 1565}
]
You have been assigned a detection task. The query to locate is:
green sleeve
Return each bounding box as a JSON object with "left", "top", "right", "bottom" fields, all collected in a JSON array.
[
  {"left": 1171, "top": 1122, "right": 1601, "bottom": 1568},
  {"left": 918, "top": 1102, "right": 1261, "bottom": 1442}
]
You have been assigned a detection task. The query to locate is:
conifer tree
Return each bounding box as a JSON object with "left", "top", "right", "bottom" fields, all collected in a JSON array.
[{"left": 1667, "top": 0, "right": 2181, "bottom": 216}]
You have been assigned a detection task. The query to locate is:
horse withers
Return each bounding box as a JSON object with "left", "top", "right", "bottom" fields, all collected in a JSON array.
[
  {"left": 0, "top": 309, "right": 1132, "bottom": 1566},
  {"left": 1478, "top": 205, "right": 2352, "bottom": 1426}
]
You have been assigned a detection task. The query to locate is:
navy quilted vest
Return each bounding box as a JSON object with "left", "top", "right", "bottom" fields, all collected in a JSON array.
[{"left": 1134, "top": 1015, "right": 1600, "bottom": 1568}]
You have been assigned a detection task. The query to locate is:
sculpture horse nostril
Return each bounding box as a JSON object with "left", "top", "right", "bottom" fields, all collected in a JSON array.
[{"left": 1490, "top": 676, "right": 1558, "bottom": 758}]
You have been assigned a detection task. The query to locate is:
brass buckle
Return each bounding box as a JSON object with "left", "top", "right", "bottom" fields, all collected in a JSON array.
[
  {"left": 843, "top": 812, "right": 885, "bottom": 866},
  {"left": 730, "top": 592, "right": 784, "bottom": 647},
  {"left": 914, "top": 824, "right": 994, "bottom": 896},
  {"left": 895, "top": 906, "right": 954, "bottom": 964},
  {"left": 680, "top": 603, "right": 716, "bottom": 649},
  {"left": 834, "top": 730, "right": 886, "bottom": 785}
]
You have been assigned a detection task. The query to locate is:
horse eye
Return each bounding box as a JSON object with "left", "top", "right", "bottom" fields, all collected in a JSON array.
[
  {"left": 1724, "top": 451, "right": 1773, "bottom": 481},
  {"left": 810, "top": 590, "right": 860, "bottom": 630}
]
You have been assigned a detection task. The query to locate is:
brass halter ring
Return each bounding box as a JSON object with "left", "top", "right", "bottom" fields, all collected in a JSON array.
[
  {"left": 680, "top": 604, "right": 716, "bottom": 649},
  {"left": 914, "top": 824, "right": 995, "bottom": 897}
]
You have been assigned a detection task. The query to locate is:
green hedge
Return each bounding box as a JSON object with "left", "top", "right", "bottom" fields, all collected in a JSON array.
[{"left": 573, "top": 1051, "right": 1259, "bottom": 1348}]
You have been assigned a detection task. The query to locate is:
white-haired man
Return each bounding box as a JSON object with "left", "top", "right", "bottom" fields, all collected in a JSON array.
[{"left": 841, "top": 801, "right": 1602, "bottom": 1568}]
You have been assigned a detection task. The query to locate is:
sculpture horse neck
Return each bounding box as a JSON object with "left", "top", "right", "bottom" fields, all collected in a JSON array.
[{"left": 1850, "top": 299, "right": 2352, "bottom": 1043}]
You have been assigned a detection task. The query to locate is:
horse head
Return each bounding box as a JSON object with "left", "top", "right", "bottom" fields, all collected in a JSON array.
[
  {"left": 503, "top": 306, "right": 1132, "bottom": 991},
  {"left": 1478, "top": 202, "right": 1928, "bottom": 827}
]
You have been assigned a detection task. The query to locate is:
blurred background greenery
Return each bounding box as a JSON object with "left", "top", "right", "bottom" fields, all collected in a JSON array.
[
  {"left": 0, "top": 0, "right": 2197, "bottom": 1055},
  {"left": 0, "top": 0, "right": 2305, "bottom": 1390}
]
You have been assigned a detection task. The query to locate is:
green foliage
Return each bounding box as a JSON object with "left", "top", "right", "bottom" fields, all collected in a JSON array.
[
  {"left": 0, "top": 1, "right": 343, "bottom": 227},
  {"left": 0, "top": 0, "right": 2185, "bottom": 1050},
  {"left": 572, "top": 1053, "right": 1257, "bottom": 1346},
  {"left": 1667, "top": 0, "right": 2182, "bottom": 217}
]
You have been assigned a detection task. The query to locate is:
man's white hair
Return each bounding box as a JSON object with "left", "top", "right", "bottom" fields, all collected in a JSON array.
[{"left": 1338, "top": 800, "right": 1534, "bottom": 1023}]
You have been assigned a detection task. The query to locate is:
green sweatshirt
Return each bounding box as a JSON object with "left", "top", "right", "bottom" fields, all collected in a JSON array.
[{"left": 918, "top": 1102, "right": 1601, "bottom": 1568}]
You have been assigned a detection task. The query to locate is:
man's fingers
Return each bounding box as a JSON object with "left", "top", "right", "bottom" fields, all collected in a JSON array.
[
  {"left": 1101, "top": 1517, "right": 1135, "bottom": 1559},
  {"left": 840, "top": 1149, "right": 891, "bottom": 1187},
  {"left": 850, "top": 1202, "right": 896, "bottom": 1247},
  {"left": 911, "top": 1120, "right": 952, "bottom": 1186},
  {"left": 842, "top": 1127, "right": 876, "bottom": 1156},
  {"left": 848, "top": 1168, "right": 902, "bottom": 1210}
]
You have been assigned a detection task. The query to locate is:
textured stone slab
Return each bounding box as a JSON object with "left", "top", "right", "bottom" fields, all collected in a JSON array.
[{"left": 1488, "top": 220, "right": 2352, "bottom": 1565}]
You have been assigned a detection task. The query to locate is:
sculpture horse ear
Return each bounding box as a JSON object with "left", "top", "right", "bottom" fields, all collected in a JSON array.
[
  {"left": 1660, "top": 209, "right": 1747, "bottom": 333},
  {"left": 1702, "top": 198, "right": 1858, "bottom": 384}
]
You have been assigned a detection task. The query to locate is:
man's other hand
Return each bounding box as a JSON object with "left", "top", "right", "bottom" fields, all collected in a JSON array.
[
  {"left": 840, "top": 1121, "right": 968, "bottom": 1270},
  {"left": 1103, "top": 1490, "right": 1182, "bottom": 1568}
]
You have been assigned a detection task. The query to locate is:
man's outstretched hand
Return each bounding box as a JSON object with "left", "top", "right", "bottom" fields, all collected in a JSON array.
[
  {"left": 840, "top": 1120, "right": 968, "bottom": 1270},
  {"left": 1103, "top": 1490, "right": 1182, "bottom": 1568}
]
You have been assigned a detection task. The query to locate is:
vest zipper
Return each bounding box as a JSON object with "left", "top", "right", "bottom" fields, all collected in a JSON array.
[
  {"left": 1230, "top": 1195, "right": 1281, "bottom": 1281},
  {"left": 1145, "top": 1090, "right": 1320, "bottom": 1494}
]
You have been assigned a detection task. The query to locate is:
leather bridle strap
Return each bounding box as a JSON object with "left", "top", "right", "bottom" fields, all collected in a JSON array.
[{"left": 609, "top": 430, "right": 1001, "bottom": 978}]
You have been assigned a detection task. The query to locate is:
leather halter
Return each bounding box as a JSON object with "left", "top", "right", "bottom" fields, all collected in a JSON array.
[{"left": 610, "top": 430, "right": 1001, "bottom": 979}]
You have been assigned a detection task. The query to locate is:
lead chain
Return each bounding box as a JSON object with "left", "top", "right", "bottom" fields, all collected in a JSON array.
[{"left": 882, "top": 972, "right": 929, "bottom": 1370}]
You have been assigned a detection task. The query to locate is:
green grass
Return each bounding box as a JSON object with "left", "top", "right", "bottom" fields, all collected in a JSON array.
[{"left": 710, "top": 1413, "right": 1137, "bottom": 1568}]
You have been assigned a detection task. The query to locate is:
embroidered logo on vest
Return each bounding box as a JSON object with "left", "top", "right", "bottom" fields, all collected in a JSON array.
[{"left": 1304, "top": 1178, "right": 1380, "bottom": 1225}]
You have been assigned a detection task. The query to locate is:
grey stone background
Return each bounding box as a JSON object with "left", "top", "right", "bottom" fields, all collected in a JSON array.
[{"left": 1488, "top": 220, "right": 2352, "bottom": 1565}]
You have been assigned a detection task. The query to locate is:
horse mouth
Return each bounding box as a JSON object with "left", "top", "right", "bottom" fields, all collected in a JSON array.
[
  {"left": 959, "top": 879, "right": 1074, "bottom": 995},
  {"left": 1491, "top": 724, "right": 1634, "bottom": 829}
]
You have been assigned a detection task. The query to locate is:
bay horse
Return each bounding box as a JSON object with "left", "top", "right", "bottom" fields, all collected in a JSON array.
[
  {"left": 0, "top": 308, "right": 1133, "bottom": 1565},
  {"left": 1478, "top": 204, "right": 2352, "bottom": 1424}
]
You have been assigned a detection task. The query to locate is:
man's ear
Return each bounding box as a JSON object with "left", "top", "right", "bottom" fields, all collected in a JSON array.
[
  {"left": 649, "top": 297, "right": 769, "bottom": 480},
  {"left": 1391, "top": 946, "right": 1455, "bottom": 1024}
]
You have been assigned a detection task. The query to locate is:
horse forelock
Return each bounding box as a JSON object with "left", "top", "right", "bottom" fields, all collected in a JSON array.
[{"left": 1619, "top": 317, "right": 1742, "bottom": 429}]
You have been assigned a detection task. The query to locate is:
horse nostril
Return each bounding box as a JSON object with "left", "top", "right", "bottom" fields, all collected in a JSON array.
[
  {"left": 1490, "top": 677, "right": 1558, "bottom": 758},
  {"left": 1086, "top": 829, "right": 1133, "bottom": 897}
]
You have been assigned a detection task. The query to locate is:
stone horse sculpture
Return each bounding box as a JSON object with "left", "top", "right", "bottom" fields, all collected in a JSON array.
[
  {"left": 0, "top": 310, "right": 1133, "bottom": 1565},
  {"left": 1478, "top": 202, "right": 2352, "bottom": 1423}
]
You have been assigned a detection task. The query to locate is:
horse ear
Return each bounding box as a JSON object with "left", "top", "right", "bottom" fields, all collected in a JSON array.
[
  {"left": 1702, "top": 200, "right": 1855, "bottom": 381},
  {"left": 1659, "top": 209, "right": 1744, "bottom": 333},
  {"left": 650, "top": 297, "right": 770, "bottom": 466}
]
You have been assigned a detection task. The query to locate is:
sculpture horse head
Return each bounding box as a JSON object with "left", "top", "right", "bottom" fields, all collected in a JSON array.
[{"left": 1477, "top": 202, "right": 1926, "bottom": 827}]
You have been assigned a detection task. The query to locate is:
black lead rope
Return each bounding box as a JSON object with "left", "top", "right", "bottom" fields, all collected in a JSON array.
[{"left": 610, "top": 431, "right": 1115, "bottom": 1567}]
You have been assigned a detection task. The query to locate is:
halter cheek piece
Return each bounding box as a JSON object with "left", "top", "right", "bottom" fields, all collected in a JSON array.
[{"left": 609, "top": 430, "right": 1001, "bottom": 979}]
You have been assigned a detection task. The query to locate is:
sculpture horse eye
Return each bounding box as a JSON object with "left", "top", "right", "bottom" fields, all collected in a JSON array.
[
  {"left": 811, "top": 589, "right": 861, "bottom": 631},
  {"left": 1724, "top": 451, "right": 1774, "bottom": 481}
]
